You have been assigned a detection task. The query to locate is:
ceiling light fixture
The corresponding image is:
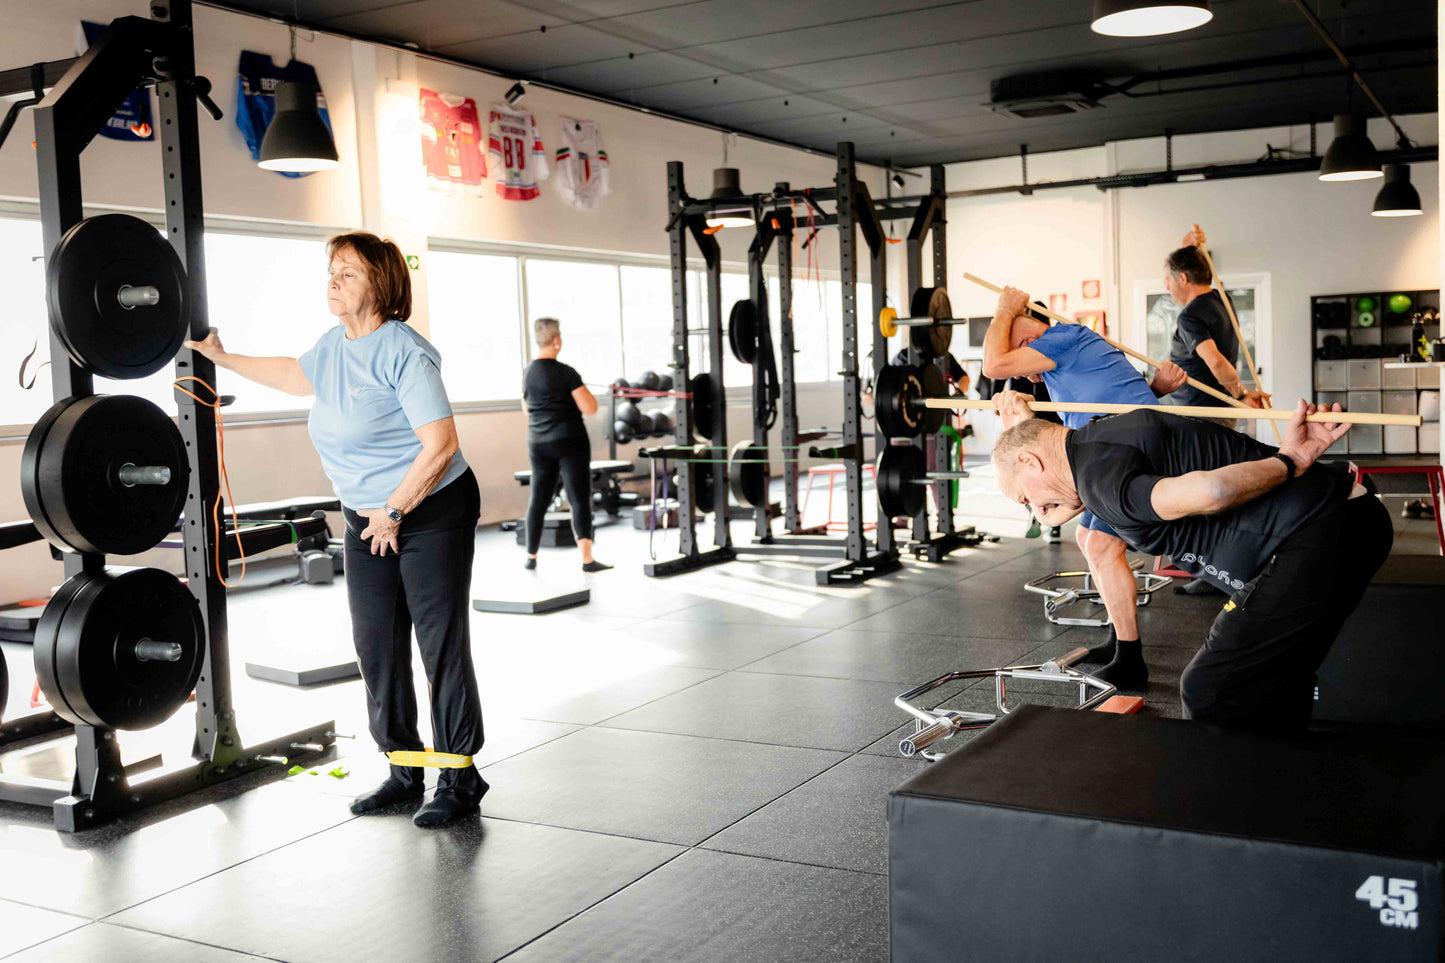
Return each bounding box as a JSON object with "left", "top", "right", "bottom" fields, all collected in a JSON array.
[
  {"left": 705, "top": 168, "right": 753, "bottom": 229},
  {"left": 258, "top": 82, "right": 339, "bottom": 172},
  {"left": 1371, "top": 164, "right": 1422, "bottom": 217},
  {"left": 1318, "top": 114, "right": 1382, "bottom": 181},
  {"left": 1091, "top": 0, "right": 1212, "bottom": 37}
]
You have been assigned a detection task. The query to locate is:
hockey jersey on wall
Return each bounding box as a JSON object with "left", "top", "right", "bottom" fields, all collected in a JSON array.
[
  {"left": 419, "top": 89, "right": 486, "bottom": 188},
  {"left": 78, "top": 21, "right": 154, "bottom": 141},
  {"left": 554, "top": 118, "right": 610, "bottom": 211},
  {"left": 235, "top": 52, "right": 332, "bottom": 179},
  {"left": 487, "top": 105, "right": 548, "bottom": 201}
]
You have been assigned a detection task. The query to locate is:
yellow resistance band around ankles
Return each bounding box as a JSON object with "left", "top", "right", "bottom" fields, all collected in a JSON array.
[{"left": 386, "top": 749, "right": 474, "bottom": 769}]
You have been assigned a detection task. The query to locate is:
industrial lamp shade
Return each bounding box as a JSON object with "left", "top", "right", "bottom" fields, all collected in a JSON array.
[
  {"left": 1091, "top": 0, "right": 1212, "bottom": 36},
  {"left": 258, "top": 82, "right": 340, "bottom": 172},
  {"left": 1371, "top": 164, "right": 1422, "bottom": 217},
  {"left": 1318, "top": 114, "right": 1381, "bottom": 182},
  {"left": 705, "top": 167, "right": 753, "bottom": 229}
]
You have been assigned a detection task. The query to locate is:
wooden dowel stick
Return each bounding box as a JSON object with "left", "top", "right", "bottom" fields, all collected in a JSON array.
[
  {"left": 1192, "top": 225, "right": 1281, "bottom": 443},
  {"left": 921, "top": 397, "right": 1422, "bottom": 427},
  {"left": 961, "top": 271, "right": 1252, "bottom": 412}
]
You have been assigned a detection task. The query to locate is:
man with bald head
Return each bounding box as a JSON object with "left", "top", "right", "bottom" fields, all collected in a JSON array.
[{"left": 989, "top": 393, "right": 1392, "bottom": 732}]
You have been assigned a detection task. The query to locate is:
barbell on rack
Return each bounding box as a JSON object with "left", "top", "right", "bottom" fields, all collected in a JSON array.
[
  {"left": 639, "top": 440, "right": 862, "bottom": 510},
  {"left": 876, "top": 445, "right": 972, "bottom": 518},
  {"left": 874, "top": 363, "right": 1424, "bottom": 437}
]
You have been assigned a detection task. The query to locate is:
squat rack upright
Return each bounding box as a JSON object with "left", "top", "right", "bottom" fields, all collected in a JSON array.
[{"left": 648, "top": 142, "right": 978, "bottom": 585}]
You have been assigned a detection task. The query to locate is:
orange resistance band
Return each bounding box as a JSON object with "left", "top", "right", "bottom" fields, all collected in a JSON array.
[{"left": 171, "top": 376, "right": 248, "bottom": 587}]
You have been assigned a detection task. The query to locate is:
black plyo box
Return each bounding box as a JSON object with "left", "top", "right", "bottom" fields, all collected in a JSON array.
[{"left": 889, "top": 706, "right": 1445, "bottom": 962}]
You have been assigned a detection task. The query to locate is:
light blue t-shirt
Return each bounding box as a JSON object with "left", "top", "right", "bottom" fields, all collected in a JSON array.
[
  {"left": 299, "top": 320, "right": 468, "bottom": 510},
  {"left": 1030, "top": 324, "right": 1159, "bottom": 430}
]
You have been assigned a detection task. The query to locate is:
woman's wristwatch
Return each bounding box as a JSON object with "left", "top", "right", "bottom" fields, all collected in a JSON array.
[{"left": 384, "top": 504, "right": 405, "bottom": 523}]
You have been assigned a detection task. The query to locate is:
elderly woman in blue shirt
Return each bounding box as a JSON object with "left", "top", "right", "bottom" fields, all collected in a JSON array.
[{"left": 185, "top": 232, "right": 485, "bottom": 828}]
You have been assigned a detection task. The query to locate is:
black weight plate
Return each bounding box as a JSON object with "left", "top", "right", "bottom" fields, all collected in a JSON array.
[
  {"left": 38, "top": 568, "right": 204, "bottom": 730},
  {"left": 694, "top": 462, "right": 716, "bottom": 514},
  {"left": 0, "top": 644, "right": 8, "bottom": 725},
  {"left": 48, "top": 214, "right": 188, "bottom": 380},
  {"left": 728, "top": 441, "right": 768, "bottom": 508},
  {"left": 19, "top": 397, "right": 71, "bottom": 552},
  {"left": 909, "top": 286, "right": 937, "bottom": 320},
  {"left": 690, "top": 373, "right": 718, "bottom": 440},
  {"left": 920, "top": 364, "right": 947, "bottom": 434},
  {"left": 32, "top": 573, "right": 89, "bottom": 725},
  {"left": 877, "top": 444, "right": 926, "bottom": 519},
  {"left": 875, "top": 364, "right": 924, "bottom": 439},
  {"left": 729, "top": 299, "right": 758, "bottom": 365},
  {"left": 907, "top": 287, "right": 955, "bottom": 354},
  {"left": 26, "top": 394, "right": 189, "bottom": 555}
]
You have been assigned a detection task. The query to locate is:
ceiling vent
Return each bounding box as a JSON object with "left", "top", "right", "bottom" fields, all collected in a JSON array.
[{"left": 989, "top": 70, "right": 1106, "bottom": 119}]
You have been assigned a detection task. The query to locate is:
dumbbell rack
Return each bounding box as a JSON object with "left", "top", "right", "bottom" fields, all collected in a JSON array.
[{"left": 0, "top": 2, "right": 334, "bottom": 832}]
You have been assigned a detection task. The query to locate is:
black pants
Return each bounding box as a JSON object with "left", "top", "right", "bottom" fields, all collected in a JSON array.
[
  {"left": 1180, "top": 492, "right": 1393, "bottom": 733},
  {"left": 525, "top": 433, "right": 593, "bottom": 554},
  {"left": 343, "top": 470, "right": 485, "bottom": 796}
]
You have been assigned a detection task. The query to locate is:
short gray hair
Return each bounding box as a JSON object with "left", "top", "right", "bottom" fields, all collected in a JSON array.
[
  {"left": 534, "top": 316, "right": 561, "bottom": 347},
  {"left": 990, "top": 418, "right": 1057, "bottom": 478}
]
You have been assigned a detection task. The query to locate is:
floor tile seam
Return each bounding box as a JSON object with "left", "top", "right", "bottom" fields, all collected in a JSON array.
[
  {"left": 688, "top": 751, "right": 858, "bottom": 850},
  {"left": 554, "top": 667, "right": 728, "bottom": 729},
  {"left": 839, "top": 624, "right": 1071, "bottom": 642},
  {"left": 0, "top": 920, "right": 91, "bottom": 962},
  {"left": 90, "top": 813, "right": 364, "bottom": 923},
  {"left": 488, "top": 835, "right": 886, "bottom": 962},
  {"left": 488, "top": 847, "right": 694, "bottom": 963},
  {"left": 584, "top": 717, "right": 885, "bottom": 755},
  {"left": 722, "top": 626, "right": 843, "bottom": 673},
  {"left": 0, "top": 897, "right": 91, "bottom": 924},
  {"left": 75, "top": 919, "right": 291, "bottom": 961},
  {"left": 725, "top": 665, "right": 967, "bottom": 687}
]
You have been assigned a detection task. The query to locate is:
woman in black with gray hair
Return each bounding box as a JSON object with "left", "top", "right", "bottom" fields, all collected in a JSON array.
[{"left": 522, "top": 317, "right": 611, "bottom": 571}]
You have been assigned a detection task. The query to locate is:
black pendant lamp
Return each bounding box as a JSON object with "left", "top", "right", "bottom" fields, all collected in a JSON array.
[
  {"left": 1318, "top": 114, "right": 1381, "bottom": 182},
  {"left": 1371, "top": 164, "right": 1422, "bottom": 217},
  {"left": 705, "top": 168, "right": 753, "bottom": 229},
  {"left": 258, "top": 81, "right": 340, "bottom": 173},
  {"left": 1091, "top": 0, "right": 1212, "bottom": 37}
]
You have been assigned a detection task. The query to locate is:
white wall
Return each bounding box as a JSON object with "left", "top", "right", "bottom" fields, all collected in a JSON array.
[
  {"left": 0, "top": 0, "right": 887, "bottom": 601},
  {"left": 937, "top": 117, "right": 1439, "bottom": 450}
]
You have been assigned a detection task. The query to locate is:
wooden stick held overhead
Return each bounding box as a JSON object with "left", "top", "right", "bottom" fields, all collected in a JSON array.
[
  {"left": 961, "top": 272, "right": 1252, "bottom": 412},
  {"left": 922, "top": 396, "right": 1422, "bottom": 427},
  {"left": 1190, "top": 224, "right": 1281, "bottom": 443}
]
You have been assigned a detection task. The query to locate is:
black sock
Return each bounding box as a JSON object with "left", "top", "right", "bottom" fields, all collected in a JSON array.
[
  {"left": 1087, "top": 629, "right": 1117, "bottom": 663},
  {"left": 1093, "top": 638, "right": 1148, "bottom": 690},
  {"left": 349, "top": 765, "right": 425, "bottom": 815},
  {"left": 524, "top": 556, "right": 537, "bottom": 570},
  {"left": 582, "top": 559, "right": 612, "bottom": 572}
]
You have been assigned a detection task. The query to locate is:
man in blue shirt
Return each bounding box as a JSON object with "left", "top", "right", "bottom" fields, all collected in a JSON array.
[{"left": 982, "top": 285, "right": 1186, "bottom": 689}]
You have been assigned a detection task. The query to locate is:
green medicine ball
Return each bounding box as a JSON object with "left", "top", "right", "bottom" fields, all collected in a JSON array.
[
  {"left": 1389, "top": 293, "right": 1413, "bottom": 314},
  {"left": 1355, "top": 296, "right": 1376, "bottom": 313}
]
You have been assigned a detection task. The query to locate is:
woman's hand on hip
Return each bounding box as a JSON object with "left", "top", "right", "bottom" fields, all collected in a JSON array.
[{"left": 356, "top": 509, "right": 401, "bottom": 556}]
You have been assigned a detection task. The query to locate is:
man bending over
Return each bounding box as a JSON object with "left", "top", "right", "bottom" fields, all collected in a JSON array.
[
  {"left": 990, "top": 396, "right": 1392, "bottom": 732},
  {"left": 983, "top": 285, "right": 1186, "bottom": 686}
]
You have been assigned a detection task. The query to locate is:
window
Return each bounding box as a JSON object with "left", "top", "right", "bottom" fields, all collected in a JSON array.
[
  {"left": 619, "top": 265, "right": 675, "bottom": 382},
  {"left": 524, "top": 258, "right": 623, "bottom": 383},
  {"left": 427, "top": 250, "right": 523, "bottom": 401},
  {"left": 1145, "top": 288, "right": 1259, "bottom": 385},
  {"left": 0, "top": 216, "right": 52, "bottom": 427},
  {"left": 0, "top": 221, "right": 327, "bottom": 425}
]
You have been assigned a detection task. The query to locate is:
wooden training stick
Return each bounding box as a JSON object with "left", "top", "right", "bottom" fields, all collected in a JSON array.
[
  {"left": 1191, "top": 224, "right": 1281, "bottom": 443},
  {"left": 921, "top": 396, "right": 1423, "bottom": 427},
  {"left": 961, "top": 272, "right": 1252, "bottom": 413}
]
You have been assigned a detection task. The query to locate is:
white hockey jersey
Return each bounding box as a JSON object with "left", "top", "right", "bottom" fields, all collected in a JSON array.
[
  {"left": 487, "top": 105, "right": 548, "bottom": 201},
  {"left": 554, "top": 118, "right": 610, "bottom": 211}
]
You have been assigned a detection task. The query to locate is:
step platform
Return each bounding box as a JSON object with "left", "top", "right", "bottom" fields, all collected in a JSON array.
[
  {"left": 472, "top": 580, "right": 590, "bottom": 615},
  {"left": 889, "top": 705, "right": 1445, "bottom": 963}
]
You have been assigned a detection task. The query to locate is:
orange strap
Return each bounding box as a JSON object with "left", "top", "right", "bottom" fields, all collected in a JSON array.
[{"left": 172, "top": 376, "right": 248, "bottom": 587}]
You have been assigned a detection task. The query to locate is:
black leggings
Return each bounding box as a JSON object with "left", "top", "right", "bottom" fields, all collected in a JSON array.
[
  {"left": 342, "top": 470, "right": 485, "bottom": 795},
  {"left": 526, "top": 434, "right": 593, "bottom": 554},
  {"left": 1180, "top": 492, "right": 1394, "bottom": 734}
]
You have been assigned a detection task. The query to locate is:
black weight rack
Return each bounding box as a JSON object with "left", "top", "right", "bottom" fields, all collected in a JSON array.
[{"left": 646, "top": 143, "right": 982, "bottom": 585}]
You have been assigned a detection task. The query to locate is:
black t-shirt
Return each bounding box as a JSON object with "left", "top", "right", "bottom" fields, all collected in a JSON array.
[
  {"left": 1067, "top": 410, "right": 1352, "bottom": 593},
  {"left": 522, "top": 358, "right": 586, "bottom": 442},
  {"left": 1169, "top": 290, "right": 1238, "bottom": 406},
  {"left": 889, "top": 347, "right": 965, "bottom": 383}
]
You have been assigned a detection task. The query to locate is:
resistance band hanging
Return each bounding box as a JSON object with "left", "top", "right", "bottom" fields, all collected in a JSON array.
[{"left": 752, "top": 282, "right": 781, "bottom": 431}]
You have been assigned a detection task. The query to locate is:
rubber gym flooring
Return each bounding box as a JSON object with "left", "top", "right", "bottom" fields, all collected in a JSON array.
[{"left": 0, "top": 474, "right": 1434, "bottom": 962}]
